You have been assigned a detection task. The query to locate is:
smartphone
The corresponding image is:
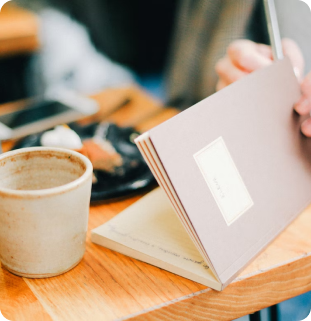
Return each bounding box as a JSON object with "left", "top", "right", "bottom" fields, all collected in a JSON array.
[
  {"left": 263, "top": 0, "right": 284, "bottom": 60},
  {"left": 0, "top": 91, "right": 99, "bottom": 140}
]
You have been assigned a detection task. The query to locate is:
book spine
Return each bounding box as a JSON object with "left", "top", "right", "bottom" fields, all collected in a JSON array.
[{"left": 135, "top": 133, "right": 219, "bottom": 281}]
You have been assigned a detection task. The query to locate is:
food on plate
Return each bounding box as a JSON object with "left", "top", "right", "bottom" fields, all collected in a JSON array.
[
  {"left": 41, "top": 125, "right": 83, "bottom": 150},
  {"left": 79, "top": 138, "right": 123, "bottom": 173},
  {"left": 41, "top": 125, "right": 123, "bottom": 177}
]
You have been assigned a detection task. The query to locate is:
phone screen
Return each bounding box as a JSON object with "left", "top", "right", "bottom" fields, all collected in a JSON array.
[{"left": 0, "top": 101, "right": 73, "bottom": 129}]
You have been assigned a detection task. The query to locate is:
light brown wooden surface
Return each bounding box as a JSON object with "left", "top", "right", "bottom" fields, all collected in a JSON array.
[
  {"left": 1, "top": 87, "right": 311, "bottom": 321},
  {"left": 0, "top": 4, "right": 39, "bottom": 57}
]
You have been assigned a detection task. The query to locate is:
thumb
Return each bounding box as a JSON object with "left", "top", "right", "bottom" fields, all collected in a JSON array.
[{"left": 282, "top": 38, "right": 304, "bottom": 81}]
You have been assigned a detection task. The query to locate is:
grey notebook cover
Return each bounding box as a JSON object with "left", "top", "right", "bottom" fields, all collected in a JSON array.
[{"left": 148, "top": 58, "right": 311, "bottom": 288}]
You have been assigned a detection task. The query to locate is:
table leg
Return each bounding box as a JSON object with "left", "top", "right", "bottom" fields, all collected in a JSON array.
[
  {"left": 249, "top": 311, "right": 261, "bottom": 321},
  {"left": 249, "top": 305, "right": 278, "bottom": 321},
  {"left": 269, "top": 305, "right": 278, "bottom": 321}
]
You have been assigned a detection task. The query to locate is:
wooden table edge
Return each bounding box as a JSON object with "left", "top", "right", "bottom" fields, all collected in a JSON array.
[{"left": 115, "top": 253, "right": 311, "bottom": 321}]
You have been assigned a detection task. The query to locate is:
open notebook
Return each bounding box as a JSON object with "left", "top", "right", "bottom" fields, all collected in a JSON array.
[
  {"left": 92, "top": 188, "right": 220, "bottom": 289},
  {"left": 92, "top": 58, "right": 311, "bottom": 290}
]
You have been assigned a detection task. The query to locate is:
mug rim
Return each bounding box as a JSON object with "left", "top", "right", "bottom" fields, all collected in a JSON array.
[{"left": 0, "top": 147, "right": 93, "bottom": 198}]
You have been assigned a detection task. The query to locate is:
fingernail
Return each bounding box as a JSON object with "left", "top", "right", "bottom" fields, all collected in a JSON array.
[
  {"left": 295, "top": 97, "right": 310, "bottom": 115},
  {"left": 294, "top": 67, "right": 300, "bottom": 80},
  {"left": 301, "top": 119, "right": 311, "bottom": 137}
]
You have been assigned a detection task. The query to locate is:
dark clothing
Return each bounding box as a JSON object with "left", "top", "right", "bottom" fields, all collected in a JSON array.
[
  {"left": 51, "top": 0, "right": 268, "bottom": 108},
  {"left": 165, "top": 0, "right": 269, "bottom": 108},
  {"left": 50, "top": 0, "right": 178, "bottom": 74}
]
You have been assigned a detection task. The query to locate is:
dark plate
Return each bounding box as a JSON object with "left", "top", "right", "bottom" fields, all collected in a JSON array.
[{"left": 12, "top": 123, "right": 156, "bottom": 202}]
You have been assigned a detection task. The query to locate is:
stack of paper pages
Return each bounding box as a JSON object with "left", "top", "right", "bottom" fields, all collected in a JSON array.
[{"left": 92, "top": 58, "right": 311, "bottom": 291}]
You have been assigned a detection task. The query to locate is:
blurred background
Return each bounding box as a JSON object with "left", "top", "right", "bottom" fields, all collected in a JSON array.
[{"left": 0, "top": 0, "right": 178, "bottom": 104}]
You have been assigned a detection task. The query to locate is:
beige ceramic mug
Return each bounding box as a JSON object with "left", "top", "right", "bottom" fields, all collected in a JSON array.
[{"left": 0, "top": 147, "right": 93, "bottom": 278}]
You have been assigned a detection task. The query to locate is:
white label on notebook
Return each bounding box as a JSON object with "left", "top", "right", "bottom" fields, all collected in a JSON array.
[{"left": 194, "top": 137, "right": 253, "bottom": 226}]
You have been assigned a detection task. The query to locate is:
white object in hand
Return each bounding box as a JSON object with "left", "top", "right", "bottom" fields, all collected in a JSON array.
[{"left": 41, "top": 126, "right": 83, "bottom": 149}]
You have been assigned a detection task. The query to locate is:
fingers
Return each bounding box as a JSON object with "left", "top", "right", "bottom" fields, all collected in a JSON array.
[
  {"left": 226, "top": 38, "right": 304, "bottom": 76},
  {"left": 215, "top": 38, "right": 310, "bottom": 137},
  {"left": 282, "top": 38, "right": 304, "bottom": 81},
  {"left": 280, "top": 38, "right": 308, "bottom": 136},
  {"left": 215, "top": 56, "right": 248, "bottom": 88},
  {"left": 215, "top": 40, "right": 268, "bottom": 91},
  {"left": 301, "top": 72, "right": 311, "bottom": 97},
  {"left": 301, "top": 117, "right": 311, "bottom": 137},
  {"left": 216, "top": 79, "right": 227, "bottom": 91},
  {"left": 294, "top": 95, "right": 311, "bottom": 116},
  {"left": 295, "top": 72, "right": 311, "bottom": 115},
  {"left": 227, "top": 39, "right": 273, "bottom": 72},
  {"left": 296, "top": 71, "right": 311, "bottom": 137}
]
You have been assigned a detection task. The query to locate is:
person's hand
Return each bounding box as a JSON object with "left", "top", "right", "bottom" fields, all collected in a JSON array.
[
  {"left": 215, "top": 38, "right": 304, "bottom": 91},
  {"left": 215, "top": 39, "right": 311, "bottom": 136},
  {"left": 294, "top": 73, "right": 311, "bottom": 137}
]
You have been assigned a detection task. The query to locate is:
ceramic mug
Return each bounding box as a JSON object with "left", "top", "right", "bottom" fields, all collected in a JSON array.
[{"left": 0, "top": 147, "right": 93, "bottom": 278}]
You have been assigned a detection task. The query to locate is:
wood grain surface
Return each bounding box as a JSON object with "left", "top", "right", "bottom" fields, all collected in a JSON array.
[
  {"left": 0, "top": 4, "right": 38, "bottom": 57},
  {"left": 1, "top": 87, "right": 311, "bottom": 321},
  {"left": 0, "top": 268, "right": 52, "bottom": 321}
]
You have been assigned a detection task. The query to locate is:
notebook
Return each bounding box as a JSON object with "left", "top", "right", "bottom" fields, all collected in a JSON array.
[{"left": 92, "top": 58, "right": 311, "bottom": 290}]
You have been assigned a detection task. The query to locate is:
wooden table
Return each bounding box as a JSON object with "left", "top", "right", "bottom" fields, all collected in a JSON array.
[{"left": 1, "top": 87, "right": 311, "bottom": 321}]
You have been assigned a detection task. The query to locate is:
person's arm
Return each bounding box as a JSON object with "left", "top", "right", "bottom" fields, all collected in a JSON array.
[{"left": 215, "top": 38, "right": 311, "bottom": 135}]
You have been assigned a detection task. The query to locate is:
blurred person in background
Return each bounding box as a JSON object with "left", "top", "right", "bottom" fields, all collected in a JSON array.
[
  {"left": 12, "top": 0, "right": 177, "bottom": 100},
  {"left": 10, "top": 0, "right": 311, "bottom": 111}
]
